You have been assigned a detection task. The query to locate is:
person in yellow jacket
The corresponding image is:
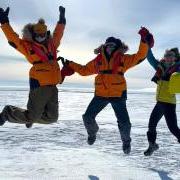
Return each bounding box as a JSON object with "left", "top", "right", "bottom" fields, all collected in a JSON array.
[
  {"left": 144, "top": 47, "right": 180, "bottom": 156},
  {"left": 0, "top": 6, "right": 73, "bottom": 128},
  {"left": 62, "top": 27, "right": 154, "bottom": 154}
]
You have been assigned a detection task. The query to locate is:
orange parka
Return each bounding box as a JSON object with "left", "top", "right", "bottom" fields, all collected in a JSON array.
[
  {"left": 1, "top": 22, "right": 65, "bottom": 86},
  {"left": 69, "top": 41, "right": 148, "bottom": 97}
]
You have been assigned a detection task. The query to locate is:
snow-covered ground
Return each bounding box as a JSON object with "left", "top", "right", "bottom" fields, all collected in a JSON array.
[{"left": 0, "top": 86, "right": 179, "bottom": 180}]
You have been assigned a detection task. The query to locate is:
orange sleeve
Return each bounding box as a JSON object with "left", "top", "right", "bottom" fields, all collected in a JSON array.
[
  {"left": 1, "top": 23, "right": 27, "bottom": 56},
  {"left": 69, "top": 58, "right": 97, "bottom": 76},
  {"left": 52, "top": 23, "right": 65, "bottom": 49},
  {"left": 123, "top": 41, "right": 148, "bottom": 71}
]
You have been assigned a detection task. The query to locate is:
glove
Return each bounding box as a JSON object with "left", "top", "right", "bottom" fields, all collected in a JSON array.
[
  {"left": 58, "top": 6, "right": 66, "bottom": 25},
  {"left": 61, "top": 65, "right": 74, "bottom": 82},
  {"left": 151, "top": 75, "right": 159, "bottom": 84},
  {"left": 61, "top": 65, "right": 74, "bottom": 76},
  {"left": 0, "top": 7, "right": 9, "bottom": 24},
  {"left": 57, "top": 56, "right": 71, "bottom": 65},
  {"left": 145, "top": 33, "right": 154, "bottom": 48},
  {"left": 138, "top": 27, "right": 154, "bottom": 48}
]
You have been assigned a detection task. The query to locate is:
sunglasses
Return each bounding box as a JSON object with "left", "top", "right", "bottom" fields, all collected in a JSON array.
[
  {"left": 164, "top": 52, "right": 176, "bottom": 58},
  {"left": 105, "top": 42, "right": 117, "bottom": 48}
]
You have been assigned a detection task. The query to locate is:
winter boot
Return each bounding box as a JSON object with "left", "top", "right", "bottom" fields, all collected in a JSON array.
[
  {"left": 87, "top": 134, "right": 97, "bottom": 145},
  {"left": 122, "top": 141, "right": 131, "bottom": 154},
  {"left": 25, "top": 123, "right": 33, "bottom": 128},
  {"left": 0, "top": 113, "right": 6, "bottom": 126},
  {"left": 144, "top": 142, "right": 159, "bottom": 156},
  {"left": 87, "top": 126, "right": 99, "bottom": 145},
  {"left": 83, "top": 116, "right": 99, "bottom": 145}
]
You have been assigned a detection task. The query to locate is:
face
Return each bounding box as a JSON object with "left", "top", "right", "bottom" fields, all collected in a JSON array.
[
  {"left": 164, "top": 51, "right": 176, "bottom": 62},
  {"left": 105, "top": 42, "right": 117, "bottom": 55},
  {"left": 34, "top": 32, "right": 47, "bottom": 43}
]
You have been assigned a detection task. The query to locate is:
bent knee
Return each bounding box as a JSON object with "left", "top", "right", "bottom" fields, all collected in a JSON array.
[
  {"left": 82, "top": 113, "right": 95, "bottom": 121},
  {"left": 49, "top": 117, "right": 58, "bottom": 123}
]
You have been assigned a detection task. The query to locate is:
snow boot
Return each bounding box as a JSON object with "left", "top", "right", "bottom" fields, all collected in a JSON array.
[
  {"left": 25, "top": 123, "right": 33, "bottom": 128},
  {"left": 87, "top": 134, "right": 97, "bottom": 145},
  {"left": 144, "top": 142, "right": 159, "bottom": 156},
  {"left": 0, "top": 113, "right": 5, "bottom": 126},
  {"left": 122, "top": 141, "right": 131, "bottom": 154}
]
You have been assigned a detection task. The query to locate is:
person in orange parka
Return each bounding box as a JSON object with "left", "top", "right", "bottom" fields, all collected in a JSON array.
[
  {"left": 63, "top": 28, "right": 154, "bottom": 154},
  {"left": 0, "top": 6, "right": 73, "bottom": 128}
]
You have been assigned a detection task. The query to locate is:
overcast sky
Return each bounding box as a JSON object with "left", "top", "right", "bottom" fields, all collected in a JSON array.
[{"left": 0, "top": 0, "right": 179, "bottom": 88}]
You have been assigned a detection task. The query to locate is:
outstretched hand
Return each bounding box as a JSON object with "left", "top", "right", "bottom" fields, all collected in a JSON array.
[
  {"left": 57, "top": 56, "right": 74, "bottom": 81},
  {"left": 58, "top": 6, "right": 66, "bottom": 25},
  {"left": 60, "top": 61, "right": 75, "bottom": 83},
  {"left": 138, "top": 27, "right": 149, "bottom": 37},
  {"left": 59, "top": 6, "right": 65, "bottom": 16},
  {"left": 138, "top": 27, "right": 154, "bottom": 48},
  {"left": 0, "top": 7, "right": 10, "bottom": 24},
  {"left": 57, "top": 56, "right": 70, "bottom": 66}
]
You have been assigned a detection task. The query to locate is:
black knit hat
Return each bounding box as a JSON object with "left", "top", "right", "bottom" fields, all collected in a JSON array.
[{"left": 105, "top": 37, "right": 122, "bottom": 47}]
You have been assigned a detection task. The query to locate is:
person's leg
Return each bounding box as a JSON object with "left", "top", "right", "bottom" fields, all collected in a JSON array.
[
  {"left": 40, "top": 86, "right": 59, "bottom": 124},
  {"left": 110, "top": 97, "right": 131, "bottom": 154},
  {"left": 147, "top": 102, "right": 164, "bottom": 144},
  {"left": 0, "top": 113, "right": 5, "bottom": 126},
  {"left": 144, "top": 102, "right": 164, "bottom": 156},
  {"left": 0, "top": 86, "right": 52, "bottom": 127},
  {"left": 162, "top": 102, "right": 180, "bottom": 142},
  {"left": 26, "top": 86, "right": 53, "bottom": 126},
  {"left": 0, "top": 105, "right": 29, "bottom": 124},
  {"left": 83, "top": 96, "right": 109, "bottom": 145},
  {"left": 0, "top": 86, "right": 58, "bottom": 127}
]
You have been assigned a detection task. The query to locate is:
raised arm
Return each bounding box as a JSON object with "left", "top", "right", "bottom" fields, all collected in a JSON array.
[
  {"left": 147, "top": 48, "right": 159, "bottom": 70},
  {"left": 52, "top": 6, "right": 66, "bottom": 48},
  {"left": 123, "top": 27, "right": 154, "bottom": 71},
  {"left": 0, "top": 7, "right": 26, "bottom": 55},
  {"left": 123, "top": 41, "right": 148, "bottom": 70},
  {"left": 68, "top": 56, "right": 99, "bottom": 76}
]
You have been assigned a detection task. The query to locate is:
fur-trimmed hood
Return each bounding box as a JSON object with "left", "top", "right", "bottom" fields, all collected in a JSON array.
[
  {"left": 94, "top": 42, "right": 129, "bottom": 55},
  {"left": 22, "top": 23, "right": 34, "bottom": 41},
  {"left": 21, "top": 19, "right": 50, "bottom": 42}
]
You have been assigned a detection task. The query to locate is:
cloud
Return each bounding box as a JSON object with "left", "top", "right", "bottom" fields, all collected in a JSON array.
[
  {"left": 0, "top": 55, "right": 26, "bottom": 63},
  {"left": 0, "top": 0, "right": 179, "bottom": 88}
]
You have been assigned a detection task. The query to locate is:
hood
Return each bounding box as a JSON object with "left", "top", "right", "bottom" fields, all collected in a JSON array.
[
  {"left": 21, "top": 19, "right": 51, "bottom": 42},
  {"left": 94, "top": 42, "right": 129, "bottom": 55},
  {"left": 22, "top": 23, "right": 34, "bottom": 41}
]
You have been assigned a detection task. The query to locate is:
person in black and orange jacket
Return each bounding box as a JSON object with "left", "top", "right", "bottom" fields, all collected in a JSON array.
[
  {"left": 61, "top": 27, "right": 154, "bottom": 154},
  {"left": 0, "top": 6, "right": 73, "bottom": 128}
]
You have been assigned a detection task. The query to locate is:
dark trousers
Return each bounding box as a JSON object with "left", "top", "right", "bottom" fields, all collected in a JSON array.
[
  {"left": 147, "top": 101, "right": 180, "bottom": 143},
  {"left": 0, "top": 86, "right": 58, "bottom": 124},
  {"left": 82, "top": 96, "right": 131, "bottom": 143}
]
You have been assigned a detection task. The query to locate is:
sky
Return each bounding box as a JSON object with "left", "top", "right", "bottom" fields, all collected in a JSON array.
[{"left": 0, "top": 0, "right": 179, "bottom": 88}]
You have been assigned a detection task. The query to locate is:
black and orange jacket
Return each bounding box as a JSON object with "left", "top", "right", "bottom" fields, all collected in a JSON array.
[
  {"left": 1, "top": 22, "right": 65, "bottom": 87},
  {"left": 69, "top": 41, "right": 148, "bottom": 97}
]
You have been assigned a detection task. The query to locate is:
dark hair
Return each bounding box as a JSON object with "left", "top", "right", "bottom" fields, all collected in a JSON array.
[{"left": 170, "top": 47, "right": 180, "bottom": 61}]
